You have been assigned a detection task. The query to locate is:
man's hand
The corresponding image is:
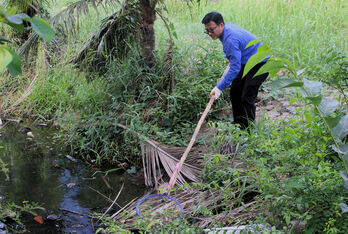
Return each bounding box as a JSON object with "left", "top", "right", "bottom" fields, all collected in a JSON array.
[{"left": 210, "top": 86, "right": 221, "bottom": 100}]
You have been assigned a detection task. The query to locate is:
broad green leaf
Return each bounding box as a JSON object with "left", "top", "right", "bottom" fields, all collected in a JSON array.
[
  {"left": 5, "top": 13, "right": 29, "bottom": 32},
  {"left": 339, "top": 171, "right": 348, "bottom": 190},
  {"left": 4, "top": 45, "right": 21, "bottom": 76},
  {"left": 243, "top": 47, "right": 271, "bottom": 77},
  {"left": 307, "top": 96, "right": 322, "bottom": 105},
  {"left": 7, "top": 22, "right": 24, "bottom": 32},
  {"left": 332, "top": 115, "right": 348, "bottom": 141},
  {"left": 30, "top": 16, "right": 55, "bottom": 43},
  {"left": 332, "top": 144, "right": 348, "bottom": 170},
  {"left": 245, "top": 40, "right": 259, "bottom": 49},
  {"left": 271, "top": 78, "right": 304, "bottom": 92},
  {"left": 318, "top": 97, "right": 339, "bottom": 116},
  {"left": 255, "top": 58, "right": 285, "bottom": 77},
  {"left": 281, "top": 58, "right": 297, "bottom": 75},
  {"left": 256, "top": 44, "right": 270, "bottom": 52},
  {"left": 339, "top": 203, "right": 348, "bottom": 214},
  {"left": 325, "top": 115, "right": 344, "bottom": 129},
  {"left": 344, "top": 153, "right": 348, "bottom": 170},
  {"left": 303, "top": 78, "right": 322, "bottom": 97},
  {"left": 0, "top": 8, "right": 6, "bottom": 22},
  {"left": 331, "top": 143, "right": 348, "bottom": 154},
  {"left": 7, "top": 7, "right": 18, "bottom": 16},
  {"left": 0, "top": 45, "right": 13, "bottom": 72},
  {"left": 6, "top": 13, "right": 29, "bottom": 25}
]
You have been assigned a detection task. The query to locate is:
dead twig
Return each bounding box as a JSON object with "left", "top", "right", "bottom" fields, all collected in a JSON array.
[
  {"left": 59, "top": 208, "right": 96, "bottom": 218},
  {"left": 110, "top": 197, "right": 139, "bottom": 219},
  {"left": 100, "top": 183, "right": 124, "bottom": 219},
  {"left": 100, "top": 174, "right": 112, "bottom": 189},
  {"left": 88, "top": 186, "right": 122, "bottom": 209}
]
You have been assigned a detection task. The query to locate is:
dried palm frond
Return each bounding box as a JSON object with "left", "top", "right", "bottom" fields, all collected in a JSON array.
[
  {"left": 110, "top": 186, "right": 258, "bottom": 230},
  {"left": 116, "top": 124, "right": 203, "bottom": 188},
  {"left": 141, "top": 140, "right": 202, "bottom": 188}
]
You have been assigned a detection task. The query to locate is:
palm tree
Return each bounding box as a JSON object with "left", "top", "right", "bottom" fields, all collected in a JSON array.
[
  {"left": 72, "top": 0, "right": 162, "bottom": 69},
  {"left": 4, "top": 0, "right": 183, "bottom": 88},
  {"left": 139, "top": 0, "right": 157, "bottom": 67}
]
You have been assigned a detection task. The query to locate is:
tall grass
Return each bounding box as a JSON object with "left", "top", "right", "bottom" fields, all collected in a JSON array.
[
  {"left": 157, "top": 0, "right": 346, "bottom": 69},
  {"left": 26, "top": 62, "right": 108, "bottom": 121}
]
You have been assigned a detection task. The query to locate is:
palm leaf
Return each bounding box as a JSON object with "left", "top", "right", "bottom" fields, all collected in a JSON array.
[{"left": 73, "top": 1, "right": 139, "bottom": 71}]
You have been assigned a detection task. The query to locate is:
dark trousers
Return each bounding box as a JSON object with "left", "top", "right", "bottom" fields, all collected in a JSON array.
[{"left": 230, "top": 62, "right": 268, "bottom": 129}]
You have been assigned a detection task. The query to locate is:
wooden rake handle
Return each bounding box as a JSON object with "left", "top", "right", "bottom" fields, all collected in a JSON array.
[{"left": 167, "top": 65, "right": 230, "bottom": 191}]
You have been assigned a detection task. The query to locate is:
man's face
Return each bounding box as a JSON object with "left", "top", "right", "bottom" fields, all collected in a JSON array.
[{"left": 204, "top": 21, "right": 224, "bottom": 40}]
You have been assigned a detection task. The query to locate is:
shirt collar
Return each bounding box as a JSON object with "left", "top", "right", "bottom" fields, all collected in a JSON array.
[{"left": 219, "top": 24, "right": 226, "bottom": 41}]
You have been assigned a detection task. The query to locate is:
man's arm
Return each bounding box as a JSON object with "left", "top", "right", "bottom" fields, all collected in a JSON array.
[
  {"left": 217, "top": 39, "right": 242, "bottom": 91},
  {"left": 210, "top": 65, "right": 230, "bottom": 99}
]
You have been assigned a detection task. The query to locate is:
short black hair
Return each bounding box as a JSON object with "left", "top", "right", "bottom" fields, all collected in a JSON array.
[{"left": 201, "top": 11, "right": 224, "bottom": 25}]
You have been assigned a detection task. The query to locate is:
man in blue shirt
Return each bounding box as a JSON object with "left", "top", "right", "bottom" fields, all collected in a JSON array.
[{"left": 202, "top": 12, "right": 269, "bottom": 129}]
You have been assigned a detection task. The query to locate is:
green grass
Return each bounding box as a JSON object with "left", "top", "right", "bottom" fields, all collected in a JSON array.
[
  {"left": 26, "top": 62, "right": 108, "bottom": 121},
  {"left": 157, "top": 0, "right": 347, "bottom": 69}
]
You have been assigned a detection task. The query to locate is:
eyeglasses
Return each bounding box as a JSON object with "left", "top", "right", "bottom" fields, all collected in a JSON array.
[{"left": 204, "top": 26, "right": 218, "bottom": 34}]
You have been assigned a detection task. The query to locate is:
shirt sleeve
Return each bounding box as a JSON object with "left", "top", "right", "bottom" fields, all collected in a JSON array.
[{"left": 217, "top": 39, "right": 242, "bottom": 91}]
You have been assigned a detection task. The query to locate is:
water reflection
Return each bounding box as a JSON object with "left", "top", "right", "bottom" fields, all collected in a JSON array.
[{"left": 0, "top": 122, "right": 145, "bottom": 233}]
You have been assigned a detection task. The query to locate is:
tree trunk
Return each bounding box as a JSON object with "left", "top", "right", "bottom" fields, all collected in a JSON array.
[{"left": 139, "top": 0, "right": 157, "bottom": 67}]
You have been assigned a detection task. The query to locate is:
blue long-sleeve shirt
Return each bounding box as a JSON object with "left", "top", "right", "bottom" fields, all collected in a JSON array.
[{"left": 217, "top": 23, "right": 262, "bottom": 91}]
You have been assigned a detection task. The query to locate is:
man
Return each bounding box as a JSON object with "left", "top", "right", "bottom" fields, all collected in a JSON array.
[{"left": 202, "top": 11, "right": 268, "bottom": 129}]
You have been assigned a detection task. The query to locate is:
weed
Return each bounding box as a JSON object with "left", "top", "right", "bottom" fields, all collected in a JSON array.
[
  {"left": 0, "top": 201, "right": 45, "bottom": 232},
  {"left": 209, "top": 108, "right": 348, "bottom": 232},
  {"left": 0, "top": 157, "right": 9, "bottom": 180},
  {"left": 307, "top": 50, "right": 348, "bottom": 106}
]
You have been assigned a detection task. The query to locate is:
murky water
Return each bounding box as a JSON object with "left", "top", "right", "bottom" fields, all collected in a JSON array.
[{"left": 0, "top": 122, "right": 145, "bottom": 233}]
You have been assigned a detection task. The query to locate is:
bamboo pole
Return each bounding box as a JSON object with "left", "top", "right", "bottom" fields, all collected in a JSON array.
[{"left": 166, "top": 65, "right": 230, "bottom": 191}]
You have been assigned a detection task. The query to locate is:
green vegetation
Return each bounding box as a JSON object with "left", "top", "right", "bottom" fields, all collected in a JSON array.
[
  {"left": 208, "top": 111, "right": 348, "bottom": 232},
  {"left": 0, "top": 201, "right": 45, "bottom": 232},
  {"left": 0, "top": 6, "right": 54, "bottom": 75},
  {"left": 1, "top": 0, "right": 347, "bottom": 232}
]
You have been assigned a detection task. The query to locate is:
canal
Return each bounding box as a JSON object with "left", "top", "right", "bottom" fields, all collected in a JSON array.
[{"left": 0, "top": 121, "right": 145, "bottom": 233}]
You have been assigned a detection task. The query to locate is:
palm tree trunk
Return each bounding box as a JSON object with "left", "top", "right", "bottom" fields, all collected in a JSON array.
[{"left": 139, "top": 0, "right": 157, "bottom": 67}]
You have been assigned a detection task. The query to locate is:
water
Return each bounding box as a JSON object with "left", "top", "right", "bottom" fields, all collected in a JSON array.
[{"left": 0, "top": 122, "right": 145, "bottom": 233}]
